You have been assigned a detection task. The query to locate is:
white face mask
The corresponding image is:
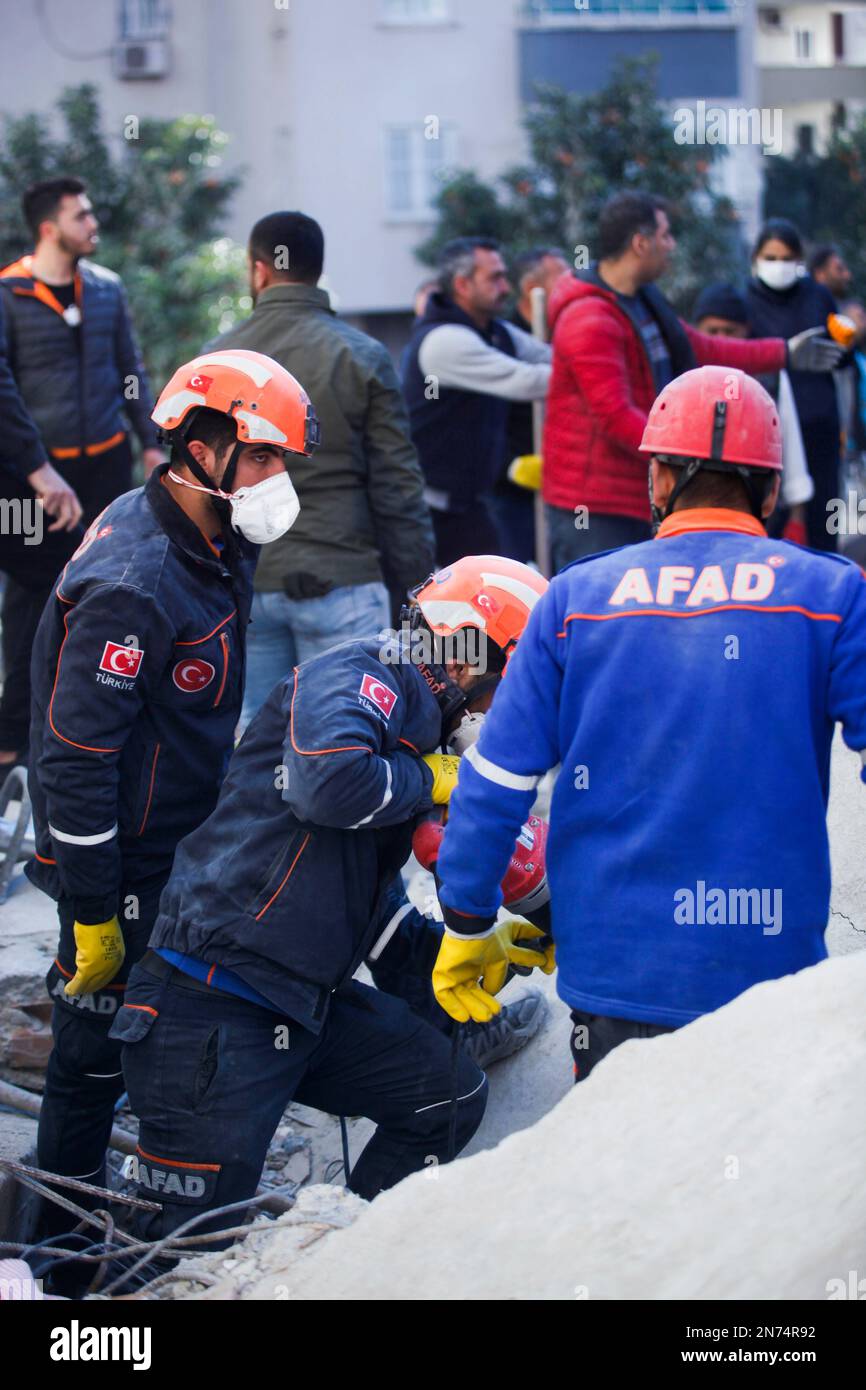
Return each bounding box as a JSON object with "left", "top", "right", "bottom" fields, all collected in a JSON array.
[
  {"left": 167, "top": 467, "right": 300, "bottom": 545},
  {"left": 227, "top": 470, "right": 300, "bottom": 544},
  {"left": 447, "top": 710, "right": 486, "bottom": 756},
  {"left": 755, "top": 258, "right": 800, "bottom": 292}
]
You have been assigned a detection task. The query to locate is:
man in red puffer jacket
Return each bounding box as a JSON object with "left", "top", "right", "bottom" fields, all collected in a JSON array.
[{"left": 543, "top": 192, "right": 844, "bottom": 571}]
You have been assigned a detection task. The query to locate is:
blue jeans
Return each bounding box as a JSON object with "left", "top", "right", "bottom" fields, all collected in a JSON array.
[{"left": 241, "top": 581, "right": 391, "bottom": 729}]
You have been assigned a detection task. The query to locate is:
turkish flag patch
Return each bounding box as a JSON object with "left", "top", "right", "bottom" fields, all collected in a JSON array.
[
  {"left": 472, "top": 589, "right": 500, "bottom": 617},
  {"left": 187, "top": 372, "right": 213, "bottom": 393},
  {"left": 99, "top": 641, "right": 144, "bottom": 678},
  {"left": 359, "top": 674, "right": 398, "bottom": 720},
  {"left": 172, "top": 658, "right": 216, "bottom": 693}
]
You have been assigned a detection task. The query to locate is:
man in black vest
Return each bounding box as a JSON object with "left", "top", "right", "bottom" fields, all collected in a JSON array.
[
  {"left": 0, "top": 177, "right": 163, "bottom": 769},
  {"left": 493, "top": 247, "right": 570, "bottom": 562},
  {"left": 402, "top": 238, "right": 551, "bottom": 566}
]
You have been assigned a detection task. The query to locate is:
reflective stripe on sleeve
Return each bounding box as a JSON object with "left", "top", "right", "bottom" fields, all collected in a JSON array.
[
  {"left": 366, "top": 900, "right": 416, "bottom": 963},
  {"left": 465, "top": 743, "right": 540, "bottom": 792},
  {"left": 48, "top": 822, "right": 118, "bottom": 846},
  {"left": 349, "top": 759, "right": 393, "bottom": 829}
]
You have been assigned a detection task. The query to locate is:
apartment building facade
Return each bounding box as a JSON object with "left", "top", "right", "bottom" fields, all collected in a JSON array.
[
  {"left": 2, "top": 0, "right": 862, "bottom": 323},
  {"left": 755, "top": 1, "right": 866, "bottom": 154}
]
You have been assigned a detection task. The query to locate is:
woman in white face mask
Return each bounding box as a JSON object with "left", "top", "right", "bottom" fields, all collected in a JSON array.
[{"left": 745, "top": 217, "right": 846, "bottom": 553}]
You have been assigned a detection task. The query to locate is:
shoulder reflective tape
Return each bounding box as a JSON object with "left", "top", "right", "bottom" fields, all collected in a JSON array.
[
  {"left": 366, "top": 900, "right": 416, "bottom": 962},
  {"left": 350, "top": 759, "right": 393, "bottom": 828},
  {"left": 465, "top": 743, "right": 540, "bottom": 792},
  {"left": 861, "top": 750, "right": 866, "bottom": 766},
  {"left": 48, "top": 822, "right": 118, "bottom": 846}
]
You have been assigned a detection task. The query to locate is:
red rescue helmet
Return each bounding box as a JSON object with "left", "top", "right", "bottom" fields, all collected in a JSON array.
[{"left": 639, "top": 366, "right": 782, "bottom": 473}]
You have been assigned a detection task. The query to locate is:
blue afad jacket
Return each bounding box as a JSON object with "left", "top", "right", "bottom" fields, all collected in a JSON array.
[
  {"left": 27, "top": 466, "right": 256, "bottom": 924},
  {"left": 149, "top": 637, "right": 442, "bottom": 1031},
  {"left": 437, "top": 509, "right": 866, "bottom": 1027}
]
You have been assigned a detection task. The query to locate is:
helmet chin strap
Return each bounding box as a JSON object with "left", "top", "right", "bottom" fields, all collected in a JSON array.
[
  {"left": 168, "top": 414, "right": 245, "bottom": 508},
  {"left": 166, "top": 426, "right": 249, "bottom": 551},
  {"left": 397, "top": 599, "right": 503, "bottom": 738},
  {"left": 650, "top": 457, "right": 767, "bottom": 526},
  {"left": 649, "top": 456, "right": 705, "bottom": 531}
]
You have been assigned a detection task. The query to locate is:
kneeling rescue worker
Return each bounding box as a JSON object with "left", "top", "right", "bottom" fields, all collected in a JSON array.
[
  {"left": 433, "top": 366, "right": 866, "bottom": 1078},
  {"left": 111, "top": 555, "right": 552, "bottom": 1237},
  {"left": 27, "top": 349, "right": 318, "bottom": 1253}
]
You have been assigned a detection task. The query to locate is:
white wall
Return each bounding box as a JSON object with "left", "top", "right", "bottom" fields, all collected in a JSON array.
[
  {"left": 268, "top": 0, "right": 524, "bottom": 312},
  {"left": 843, "top": 6, "right": 866, "bottom": 61}
]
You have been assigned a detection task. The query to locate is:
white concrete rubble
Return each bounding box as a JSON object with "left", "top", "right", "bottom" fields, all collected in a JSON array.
[{"left": 173, "top": 950, "right": 866, "bottom": 1301}]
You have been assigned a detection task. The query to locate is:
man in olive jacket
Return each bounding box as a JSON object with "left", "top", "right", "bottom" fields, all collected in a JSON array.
[{"left": 205, "top": 210, "right": 435, "bottom": 725}]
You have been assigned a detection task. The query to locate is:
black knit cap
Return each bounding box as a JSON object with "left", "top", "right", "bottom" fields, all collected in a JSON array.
[{"left": 693, "top": 282, "right": 748, "bottom": 326}]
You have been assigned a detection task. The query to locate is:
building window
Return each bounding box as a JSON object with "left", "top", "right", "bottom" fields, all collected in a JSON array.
[
  {"left": 794, "top": 28, "right": 814, "bottom": 62},
  {"left": 385, "top": 124, "right": 457, "bottom": 218},
  {"left": 381, "top": 0, "right": 449, "bottom": 22},
  {"left": 119, "top": 0, "right": 170, "bottom": 39}
]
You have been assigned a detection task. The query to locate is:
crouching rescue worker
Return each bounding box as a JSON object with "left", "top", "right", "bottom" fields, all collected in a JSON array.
[
  {"left": 27, "top": 349, "right": 318, "bottom": 1256},
  {"left": 111, "top": 556, "right": 551, "bottom": 1237},
  {"left": 433, "top": 366, "right": 866, "bottom": 1079}
]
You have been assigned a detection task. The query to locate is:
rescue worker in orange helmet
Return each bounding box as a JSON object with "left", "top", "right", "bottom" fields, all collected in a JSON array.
[
  {"left": 26, "top": 349, "right": 318, "bottom": 1284},
  {"left": 111, "top": 555, "right": 552, "bottom": 1246}
]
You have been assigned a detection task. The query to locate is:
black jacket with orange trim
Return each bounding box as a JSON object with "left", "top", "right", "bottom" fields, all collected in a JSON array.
[
  {"left": 26, "top": 465, "right": 256, "bottom": 923},
  {"left": 148, "top": 636, "right": 441, "bottom": 1031},
  {"left": 0, "top": 293, "right": 45, "bottom": 481},
  {"left": 0, "top": 254, "right": 159, "bottom": 470}
]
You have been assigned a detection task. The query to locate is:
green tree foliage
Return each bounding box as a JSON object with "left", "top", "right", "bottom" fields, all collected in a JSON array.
[
  {"left": 0, "top": 84, "right": 249, "bottom": 387},
  {"left": 418, "top": 57, "right": 744, "bottom": 313},
  {"left": 764, "top": 115, "right": 866, "bottom": 292}
]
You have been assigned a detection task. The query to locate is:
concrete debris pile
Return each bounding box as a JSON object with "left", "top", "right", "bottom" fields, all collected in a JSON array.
[
  {"left": 157, "top": 1186, "right": 367, "bottom": 1300},
  {"left": 165, "top": 953, "right": 866, "bottom": 1301}
]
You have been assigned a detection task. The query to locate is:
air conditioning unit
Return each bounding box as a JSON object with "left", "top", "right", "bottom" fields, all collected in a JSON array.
[
  {"left": 758, "top": 8, "right": 783, "bottom": 29},
  {"left": 113, "top": 38, "right": 171, "bottom": 80}
]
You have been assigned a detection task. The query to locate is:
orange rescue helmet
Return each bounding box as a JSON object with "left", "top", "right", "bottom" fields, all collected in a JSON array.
[
  {"left": 152, "top": 348, "right": 320, "bottom": 456},
  {"left": 411, "top": 555, "right": 549, "bottom": 665}
]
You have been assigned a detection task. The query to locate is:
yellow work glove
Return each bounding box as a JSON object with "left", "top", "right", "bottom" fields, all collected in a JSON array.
[
  {"left": 422, "top": 753, "right": 461, "bottom": 805},
  {"left": 64, "top": 917, "right": 125, "bottom": 997},
  {"left": 507, "top": 454, "right": 543, "bottom": 491},
  {"left": 432, "top": 917, "right": 553, "bottom": 1024},
  {"left": 502, "top": 917, "right": 556, "bottom": 976}
]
